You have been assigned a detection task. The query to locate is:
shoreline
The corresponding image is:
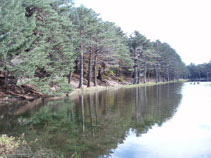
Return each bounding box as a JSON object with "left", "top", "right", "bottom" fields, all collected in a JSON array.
[
  {"left": 68, "top": 79, "right": 187, "bottom": 98},
  {"left": 0, "top": 80, "right": 187, "bottom": 104},
  {"left": 0, "top": 80, "right": 187, "bottom": 115}
]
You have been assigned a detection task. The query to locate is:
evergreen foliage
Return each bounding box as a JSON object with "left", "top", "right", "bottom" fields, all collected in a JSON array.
[
  {"left": 187, "top": 61, "right": 211, "bottom": 80},
  {"left": 0, "top": 0, "right": 189, "bottom": 95},
  {"left": 0, "top": 0, "right": 36, "bottom": 71}
]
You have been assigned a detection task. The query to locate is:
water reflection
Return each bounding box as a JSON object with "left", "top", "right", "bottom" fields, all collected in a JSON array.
[
  {"left": 112, "top": 82, "right": 211, "bottom": 158},
  {"left": 0, "top": 83, "right": 184, "bottom": 158}
]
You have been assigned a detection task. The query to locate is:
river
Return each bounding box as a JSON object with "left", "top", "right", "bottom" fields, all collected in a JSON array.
[{"left": 0, "top": 82, "right": 211, "bottom": 158}]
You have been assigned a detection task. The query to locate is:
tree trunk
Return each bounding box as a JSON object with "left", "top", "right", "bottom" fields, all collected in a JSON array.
[
  {"left": 79, "top": 46, "right": 84, "bottom": 88},
  {"left": 74, "top": 59, "right": 79, "bottom": 73},
  {"left": 87, "top": 49, "right": 92, "bottom": 87},
  {"left": 163, "top": 74, "right": 166, "bottom": 82},
  {"left": 68, "top": 66, "right": 73, "bottom": 84},
  {"left": 147, "top": 69, "right": 150, "bottom": 82},
  {"left": 158, "top": 69, "right": 160, "bottom": 82},
  {"left": 144, "top": 66, "right": 147, "bottom": 83},
  {"left": 116, "top": 67, "right": 121, "bottom": 77},
  {"left": 155, "top": 67, "right": 158, "bottom": 83},
  {"left": 4, "top": 68, "right": 8, "bottom": 89},
  {"left": 166, "top": 69, "right": 169, "bottom": 82},
  {"left": 94, "top": 53, "right": 98, "bottom": 86},
  {"left": 98, "top": 66, "right": 102, "bottom": 81},
  {"left": 133, "top": 59, "right": 138, "bottom": 84},
  {"left": 198, "top": 72, "right": 201, "bottom": 79},
  {"left": 137, "top": 68, "right": 140, "bottom": 84},
  {"left": 207, "top": 72, "right": 209, "bottom": 81}
]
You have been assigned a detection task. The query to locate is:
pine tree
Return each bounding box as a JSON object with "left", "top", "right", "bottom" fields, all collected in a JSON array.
[
  {"left": 70, "top": 6, "right": 101, "bottom": 88},
  {"left": 128, "top": 31, "right": 151, "bottom": 84},
  {"left": 0, "top": 0, "right": 36, "bottom": 88},
  {"left": 14, "top": 0, "right": 75, "bottom": 94}
]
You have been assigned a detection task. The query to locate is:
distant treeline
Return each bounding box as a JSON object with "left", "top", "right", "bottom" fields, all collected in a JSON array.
[
  {"left": 0, "top": 0, "right": 189, "bottom": 95},
  {"left": 187, "top": 62, "right": 211, "bottom": 80}
]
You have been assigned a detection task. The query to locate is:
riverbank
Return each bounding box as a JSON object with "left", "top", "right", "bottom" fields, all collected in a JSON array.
[
  {"left": 68, "top": 79, "right": 187, "bottom": 99},
  {"left": 0, "top": 79, "right": 187, "bottom": 104},
  {"left": 0, "top": 79, "right": 190, "bottom": 158}
]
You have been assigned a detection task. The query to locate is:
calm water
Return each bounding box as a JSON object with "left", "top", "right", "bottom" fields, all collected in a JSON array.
[{"left": 0, "top": 82, "right": 211, "bottom": 158}]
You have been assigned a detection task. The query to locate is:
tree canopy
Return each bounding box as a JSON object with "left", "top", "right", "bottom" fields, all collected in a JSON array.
[
  {"left": 187, "top": 61, "right": 211, "bottom": 80},
  {"left": 0, "top": 0, "right": 189, "bottom": 95}
]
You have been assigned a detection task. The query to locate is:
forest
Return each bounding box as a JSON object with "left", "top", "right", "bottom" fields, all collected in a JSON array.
[
  {"left": 187, "top": 62, "right": 211, "bottom": 81},
  {"left": 0, "top": 0, "right": 189, "bottom": 97},
  {"left": 1, "top": 1, "right": 211, "bottom": 157}
]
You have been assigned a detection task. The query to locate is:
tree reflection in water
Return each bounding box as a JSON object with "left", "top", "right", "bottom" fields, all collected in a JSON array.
[{"left": 0, "top": 83, "right": 183, "bottom": 158}]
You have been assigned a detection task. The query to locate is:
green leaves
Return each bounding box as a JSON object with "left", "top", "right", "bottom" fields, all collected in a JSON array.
[
  {"left": 0, "top": 0, "right": 76, "bottom": 94},
  {"left": 0, "top": 0, "right": 188, "bottom": 95},
  {"left": 0, "top": 0, "right": 35, "bottom": 71},
  {"left": 128, "top": 31, "right": 189, "bottom": 80}
]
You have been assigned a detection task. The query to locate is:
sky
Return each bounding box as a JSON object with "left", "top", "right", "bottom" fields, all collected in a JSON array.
[{"left": 74, "top": 0, "right": 211, "bottom": 65}]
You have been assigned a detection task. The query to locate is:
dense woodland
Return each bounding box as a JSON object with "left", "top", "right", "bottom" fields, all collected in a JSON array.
[
  {"left": 187, "top": 62, "right": 211, "bottom": 80},
  {"left": 0, "top": 0, "right": 189, "bottom": 95}
]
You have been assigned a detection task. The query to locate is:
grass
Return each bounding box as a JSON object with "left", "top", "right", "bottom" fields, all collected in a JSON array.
[{"left": 121, "top": 79, "right": 187, "bottom": 89}]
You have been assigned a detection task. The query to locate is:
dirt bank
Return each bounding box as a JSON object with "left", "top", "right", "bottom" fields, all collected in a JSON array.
[{"left": 0, "top": 73, "right": 186, "bottom": 104}]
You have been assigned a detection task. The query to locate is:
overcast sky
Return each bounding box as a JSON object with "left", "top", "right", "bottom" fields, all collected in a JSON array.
[{"left": 75, "top": 0, "right": 211, "bottom": 65}]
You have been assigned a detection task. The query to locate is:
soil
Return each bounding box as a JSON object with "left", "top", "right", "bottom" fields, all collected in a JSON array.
[
  {"left": 0, "top": 84, "right": 43, "bottom": 102},
  {"left": 0, "top": 73, "right": 133, "bottom": 103}
]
